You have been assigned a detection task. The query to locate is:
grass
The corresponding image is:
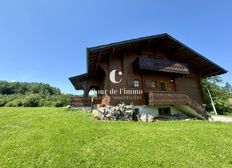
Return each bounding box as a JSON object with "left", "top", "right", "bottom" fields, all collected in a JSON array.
[{"left": 0, "top": 107, "right": 232, "bottom": 168}]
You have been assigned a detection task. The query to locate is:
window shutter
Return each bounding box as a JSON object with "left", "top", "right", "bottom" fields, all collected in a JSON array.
[{"left": 128, "top": 80, "right": 134, "bottom": 88}]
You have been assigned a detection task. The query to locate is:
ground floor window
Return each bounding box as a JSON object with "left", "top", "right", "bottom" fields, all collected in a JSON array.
[{"left": 158, "top": 108, "right": 171, "bottom": 115}]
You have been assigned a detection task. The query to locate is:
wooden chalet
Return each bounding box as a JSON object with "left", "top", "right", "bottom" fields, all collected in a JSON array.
[{"left": 69, "top": 33, "right": 227, "bottom": 120}]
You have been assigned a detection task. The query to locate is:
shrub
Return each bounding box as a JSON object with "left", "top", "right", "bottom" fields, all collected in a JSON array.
[
  {"left": 22, "top": 95, "right": 40, "bottom": 107},
  {"left": 0, "top": 92, "right": 70, "bottom": 107},
  {"left": 5, "top": 99, "right": 23, "bottom": 107},
  {"left": 0, "top": 99, "right": 7, "bottom": 106},
  {"left": 215, "top": 99, "right": 232, "bottom": 115}
]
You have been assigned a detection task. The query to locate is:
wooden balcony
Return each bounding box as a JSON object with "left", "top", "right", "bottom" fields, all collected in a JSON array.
[
  {"left": 148, "top": 92, "right": 209, "bottom": 119},
  {"left": 133, "top": 56, "right": 189, "bottom": 74}
]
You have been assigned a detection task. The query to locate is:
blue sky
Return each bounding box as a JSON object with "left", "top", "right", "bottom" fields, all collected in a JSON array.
[{"left": 0, "top": 0, "right": 231, "bottom": 94}]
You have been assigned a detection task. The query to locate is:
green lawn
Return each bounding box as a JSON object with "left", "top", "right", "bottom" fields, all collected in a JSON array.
[{"left": 0, "top": 108, "right": 232, "bottom": 168}]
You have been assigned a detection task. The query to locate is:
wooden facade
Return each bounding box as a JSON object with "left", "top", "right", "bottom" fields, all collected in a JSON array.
[{"left": 69, "top": 33, "right": 227, "bottom": 119}]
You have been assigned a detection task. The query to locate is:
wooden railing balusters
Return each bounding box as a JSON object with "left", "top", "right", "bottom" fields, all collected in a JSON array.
[{"left": 149, "top": 92, "right": 209, "bottom": 119}]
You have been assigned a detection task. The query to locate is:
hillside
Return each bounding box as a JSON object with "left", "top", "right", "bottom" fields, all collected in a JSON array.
[
  {"left": 0, "top": 81, "right": 70, "bottom": 107},
  {"left": 0, "top": 107, "right": 232, "bottom": 167}
]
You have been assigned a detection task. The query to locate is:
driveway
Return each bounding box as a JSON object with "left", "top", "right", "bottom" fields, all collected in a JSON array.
[{"left": 210, "top": 115, "right": 232, "bottom": 122}]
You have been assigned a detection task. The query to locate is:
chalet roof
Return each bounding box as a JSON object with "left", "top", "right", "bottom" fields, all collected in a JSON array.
[
  {"left": 87, "top": 33, "right": 227, "bottom": 78},
  {"left": 69, "top": 73, "right": 88, "bottom": 90}
]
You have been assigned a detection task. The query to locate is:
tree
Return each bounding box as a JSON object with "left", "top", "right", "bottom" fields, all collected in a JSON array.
[
  {"left": 0, "top": 81, "right": 68, "bottom": 107},
  {"left": 224, "top": 82, "right": 232, "bottom": 97},
  {"left": 202, "top": 76, "right": 232, "bottom": 114}
]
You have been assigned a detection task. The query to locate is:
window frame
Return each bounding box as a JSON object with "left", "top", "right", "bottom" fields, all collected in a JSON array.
[
  {"left": 158, "top": 108, "right": 171, "bottom": 115},
  {"left": 151, "top": 81, "right": 156, "bottom": 88},
  {"left": 160, "top": 81, "right": 167, "bottom": 91},
  {"left": 133, "top": 79, "right": 140, "bottom": 88},
  {"left": 145, "top": 80, "right": 156, "bottom": 89}
]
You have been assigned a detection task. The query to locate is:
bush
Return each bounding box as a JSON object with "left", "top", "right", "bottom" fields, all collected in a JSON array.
[
  {"left": 0, "top": 81, "right": 72, "bottom": 107},
  {"left": 0, "top": 99, "right": 7, "bottom": 106},
  {"left": 52, "top": 101, "right": 65, "bottom": 107},
  {"left": 0, "top": 93, "right": 70, "bottom": 107},
  {"left": 215, "top": 99, "right": 232, "bottom": 115},
  {"left": 39, "top": 98, "right": 52, "bottom": 107},
  {"left": 22, "top": 95, "right": 40, "bottom": 107},
  {"left": 5, "top": 99, "right": 23, "bottom": 107}
]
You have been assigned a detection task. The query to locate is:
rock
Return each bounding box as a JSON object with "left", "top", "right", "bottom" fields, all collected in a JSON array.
[
  {"left": 139, "top": 114, "right": 155, "bottom": 122},
  {"left": 140, "top": 113, "right": 147, "bottom": 122},
  {"left": 125, "top": 109, "right": 134, "bottom": 115},
  {"left": 93, "top": 102, "right": 141, "bottom": 121},
  {"left": 147, "top": 114, "right": 155, "bottom": 122},
  {"left": 92, "top": 109, "right": 99, "bottom": 118}
]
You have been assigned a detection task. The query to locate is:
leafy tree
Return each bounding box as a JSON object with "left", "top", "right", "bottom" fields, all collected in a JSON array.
[
  {"left": 223, "top": 82, "right": 232, "bottom": 97},
  {"left": 202, "top": 76, "right": 232, "bottom": 114}
]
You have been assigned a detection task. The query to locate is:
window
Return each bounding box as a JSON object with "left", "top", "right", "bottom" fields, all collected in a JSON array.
[
  {"left": 160, "top": 81, "right": 167, "bottom": 91},
  {"left": 133, "top": 80, "right": 140, "bottom": 88},
  {"left": 151, "top": 81, "right": 156, "bottom": 88},
  {"left": 145, "top": 80, "right": 156, "bottom": 88},
  {"left": 128, "top": 79, "right": 140, "bottom": 88},
  {"left": 158, "top": 108, "right": 171, "bottom": 115}
]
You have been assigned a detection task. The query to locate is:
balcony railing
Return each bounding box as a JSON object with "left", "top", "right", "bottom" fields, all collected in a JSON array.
[
  {"left": 134, "top": 56, "right": 189, "bottom": 74},
  {"left": 149, "top": 92, "right": 208, "bottom": 119},
  {"left": 69, "top": 97, "right": 101, "bottom": 106}
]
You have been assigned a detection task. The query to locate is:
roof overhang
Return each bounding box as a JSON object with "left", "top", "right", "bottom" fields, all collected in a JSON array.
[
  {"left": 86, "top": 33, "right": 227, "bottom": 78},
  {"left": 69, "top": 73, "right": 88, "bottom": 90}
]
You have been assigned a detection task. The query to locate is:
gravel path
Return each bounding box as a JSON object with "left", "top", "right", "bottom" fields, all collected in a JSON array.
[{"left": 210, "top": 115, "right": 232, "bottom": 122}]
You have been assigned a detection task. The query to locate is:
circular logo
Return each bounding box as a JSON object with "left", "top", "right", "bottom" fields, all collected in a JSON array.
[{"left": 109, "top": 69, "right": 122, "bottom": 84}]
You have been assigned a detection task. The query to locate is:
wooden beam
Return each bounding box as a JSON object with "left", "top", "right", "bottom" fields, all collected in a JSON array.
[
  {"left": 94, "top": 51, "right": 102, "bottom": 72},
  {"left": 97, "top": 51, "right": 102, "bottom": 63}
]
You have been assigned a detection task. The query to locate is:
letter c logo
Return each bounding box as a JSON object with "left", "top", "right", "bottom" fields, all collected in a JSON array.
[{"left": 109, "top": 69, "right": 122, "bottom": 84}]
